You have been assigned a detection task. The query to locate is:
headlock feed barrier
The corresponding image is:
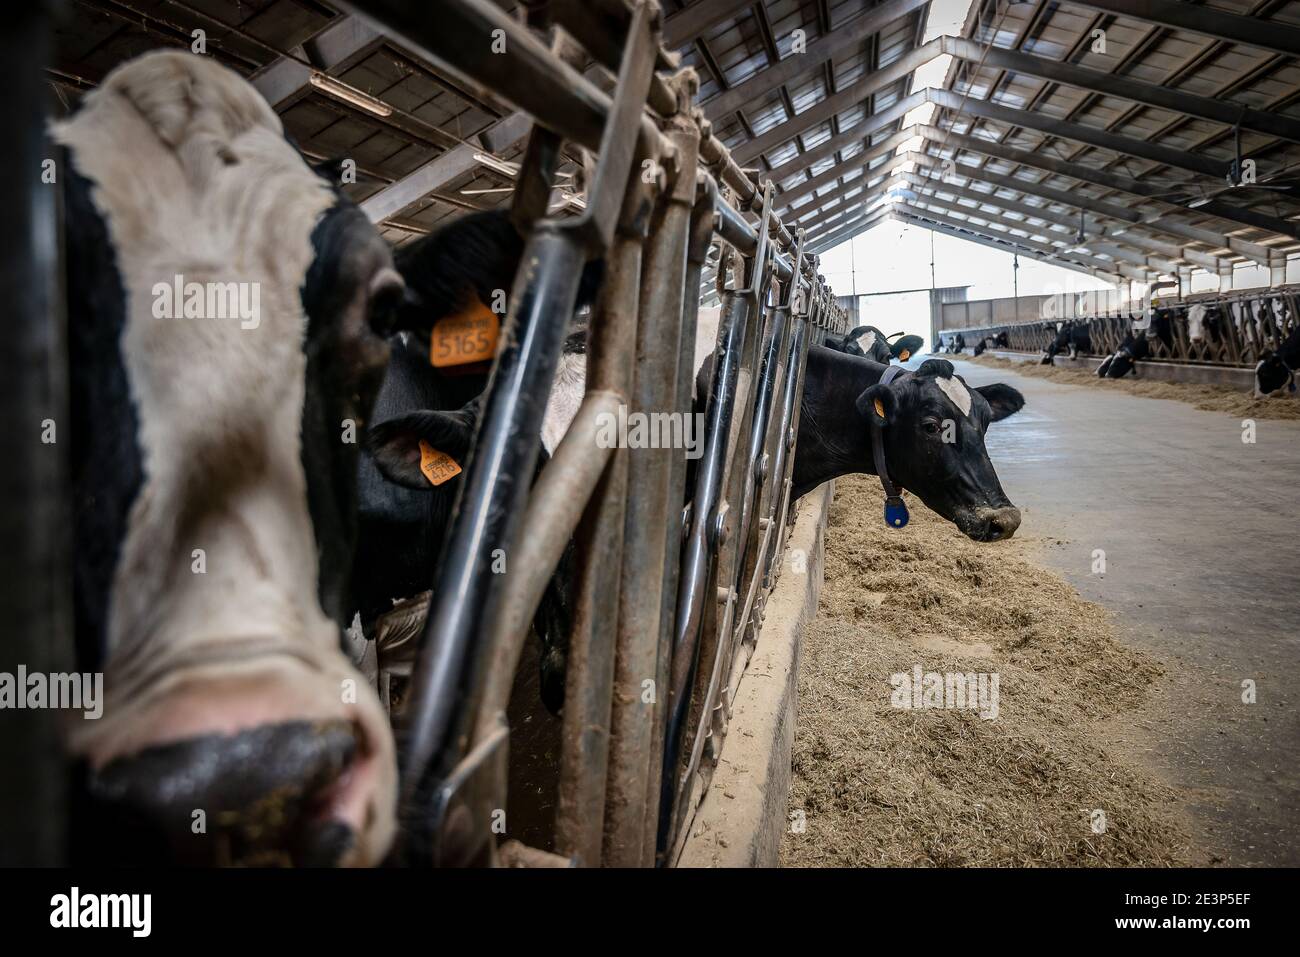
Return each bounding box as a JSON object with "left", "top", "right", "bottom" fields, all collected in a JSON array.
[
  {"left": 336, "top": 0, "right": 846, "bottom": 867},
  {"left": 939, "top": 286, "right": 1299, "bottom": 370}
]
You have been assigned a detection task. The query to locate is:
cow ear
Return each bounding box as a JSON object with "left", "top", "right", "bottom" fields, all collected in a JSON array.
[
  {"left": 891, "top": 335, "right": 923, "bottom": 361},
  {"left": 975, "top": 383, "right": 1025, "bottom": 422},
  {"left": 855, "top": 383, "right": 898, "bottom": 426},
  {"left": 367, "top": 406, "right": 478, "bottom": 490}
]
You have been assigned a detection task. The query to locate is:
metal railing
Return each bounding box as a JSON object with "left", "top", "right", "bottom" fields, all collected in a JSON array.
[
  {"left": 940, "top": 288, "right": 1299, "bottom": 368},
  {"left": 342, "top": 0, "right": 847, "bottom": 867}
]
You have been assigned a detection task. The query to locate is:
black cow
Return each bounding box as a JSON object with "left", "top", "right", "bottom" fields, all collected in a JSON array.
[
  {"left": 1147, "top": 307, "right": 1177, "bottom": 354},
  {"left": 1255, "top": 323, "right": 1300, "bottom": 396},
  {"left": 952, "top": 333, "right": 967, "bottom": 354},
  {"left": 1041, "top": 320, "right": 1091, "bottom": 364},
  {"left": 792, "top": 351, "right": 1023, "bottom": 540},
  {"left": 352, "top": 211, "right": 602, "bottom": 715},
  {"left": 59, "top": 51, "right": 405, "bottom": 866},
  {"left": 825, "top": 325, "right": 922, "bottom": 364}
]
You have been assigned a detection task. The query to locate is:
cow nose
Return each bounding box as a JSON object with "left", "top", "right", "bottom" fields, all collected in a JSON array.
[
  {"left": 980, "top": 506, "right": 1021, "bottom": 541},
  {"left": 82, "top": 719, "right": 377, "bottom": 866}
]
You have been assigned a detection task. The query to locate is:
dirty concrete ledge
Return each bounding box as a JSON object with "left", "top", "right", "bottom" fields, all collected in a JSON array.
[{"left": 678, "top": 480, "right": 832, "bottom": 868}]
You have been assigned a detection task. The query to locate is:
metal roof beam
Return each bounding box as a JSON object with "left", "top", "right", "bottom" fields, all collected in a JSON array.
[
  {"left": 791, "top": 171, "right": 899, "bottom": 226},
  {"left": 734, "top": 40, "right": 940, "bottom": 164},
  {"left": 765, "top": 90, "right": 927, "bottom": 183},
  {"left": 902, "top": 150, "right": 1141, "bottom": 221},
  {"left": 912, "top": 125, "right": 1288, "bottom": 259},
  {"left": 1067, "top": 0, "right": 1300, "bottom": 58},
  {"left": 359, "top": 110, "right": 532, "bottom": 223},
  {"left": 777, "top": 130, "right": 911, "bottom": 208},
  {"left": 893, "top": 154, "right": 1227, "bottom": 269},
  {"left": 891, "top": 211, "right": 1124, "bottom": 285},
  {"left": 892, "top": 169, "right": 1225, "bottom": 270},
  {"left": 941, "top": 34, "right": 1300, "bottom": 144},
  {"left": 250, "top": 15, "right": 385, "bottom": 109},
  {"left": 808, "top": 210, "right": 892, "bottom": 254},
  {"left": 928, "top": 88, "right": 1226, "bottom": 180},
  {"left": 892, "top": 200, "right": 1155, "bottom": 281},
  {"left": 804, "top": 198, "right": 893, "bottom": 244},
  {"left": 704, "top": 0, "right": 930, "bottom": 119},
  {"left": 663, "top": 0, "right": 754, "bottom": 49}
]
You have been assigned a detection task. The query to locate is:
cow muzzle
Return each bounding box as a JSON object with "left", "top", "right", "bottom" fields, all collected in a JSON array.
[
  {"left": 81, "top": 717, "right": 384, "bottom": 866},
  {"left": 956, "top": 506, "right": 1021, "bottom": 542}
]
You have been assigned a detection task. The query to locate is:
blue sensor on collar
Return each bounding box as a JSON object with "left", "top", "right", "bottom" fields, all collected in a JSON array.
[{"left": 884, "top": 495, "right": 910, "bottom": 528}]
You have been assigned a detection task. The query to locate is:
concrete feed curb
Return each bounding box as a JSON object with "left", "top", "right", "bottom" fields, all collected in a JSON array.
[{"left": 678, "top": 480, "right": 832, "bottom": 868}]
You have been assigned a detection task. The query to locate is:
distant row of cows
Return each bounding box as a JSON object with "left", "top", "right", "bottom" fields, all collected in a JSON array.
[
  {"left": 57, "top": 52, "right": 1029, "bottom": 866},
  {"left": 939, "top": 302, "right": 1299, "bottom": 397}
]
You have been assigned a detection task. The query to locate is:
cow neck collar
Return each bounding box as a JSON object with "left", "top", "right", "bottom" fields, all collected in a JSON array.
[{"left": 872, "top": 364, "right": 910, "bottom": 529}]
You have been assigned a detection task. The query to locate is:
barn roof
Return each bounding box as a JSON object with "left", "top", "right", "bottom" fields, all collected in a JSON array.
[{"left": 49, "top": 1, "right": 1300, "bottom": 284}]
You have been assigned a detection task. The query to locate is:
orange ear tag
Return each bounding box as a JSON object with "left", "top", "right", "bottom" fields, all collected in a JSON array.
[
  {"left": 873, "top": 398, "right": 886, "bottom": 419},
  {"left": 430, "top": 299, "right": 500, "bottom": 368},
  {"left": 898, "top": 349, "right": 911, "bottom": 361},
  {"left": 418, "top": 440, "right": 462, "bottom": 487}
]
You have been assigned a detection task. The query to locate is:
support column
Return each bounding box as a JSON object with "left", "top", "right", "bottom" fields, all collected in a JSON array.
[{"left": 1270, "top": 259, "right": 1288, "bottom": 287}]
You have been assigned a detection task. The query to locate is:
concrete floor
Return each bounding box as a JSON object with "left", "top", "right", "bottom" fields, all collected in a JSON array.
[{"left": 949, "top": 356, "right": 1299, "bottom": 866}]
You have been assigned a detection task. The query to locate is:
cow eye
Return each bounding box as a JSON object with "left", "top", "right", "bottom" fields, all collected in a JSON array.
[{"left": 922, "top": 418, "right": 941, "bottom": 435}]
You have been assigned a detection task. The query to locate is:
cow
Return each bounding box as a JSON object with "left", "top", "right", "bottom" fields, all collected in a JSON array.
[
  {"left": 1146, "top": 306, "right": 1177, "bottom": 355},
  {"left": 972, "top": 331, "right": 1009, "bottom": 357},
  {"left": 793, "top": 351, "right": 1023, "bottom": 540},
  {"left": 550, "top": 314, "right": 1025, "bottom": 540},
  {"left": 1041, "top": 320, "right": 1091, "bottom": 364},
  {"left": 952, "top": 332, "right": 967, "bottom": 354},
  {"left": 824, "top": 325, "right": 924, "bottom": 364},
  {"left": 518, "top": 315, "right": 1027, "bottom": 696},
  {"left": 351, "top": 211, "right": 603, "bottom": 715},
  {"left": 1096, "top": 329, "right": 1152, "bottom": 378},
  {"left": 1187, "top": 303, "right": 1229, "bottom": 346},
  {"left": 1255, "top": 323, "right": 1299, "bottom": 397},
  {"left": 57, "top": 52, "right": 407, "bottom": 866}
]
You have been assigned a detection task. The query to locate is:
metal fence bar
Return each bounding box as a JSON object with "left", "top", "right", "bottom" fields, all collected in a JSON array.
[
  {"left": 603, "top": 84, "right": 699, "bottom": 868},
  {"left": 342, "top": 0, "right": 848, "bottom": 867},
  {"left": 940, "top": 288, "right": 1297, "bottom": 369},
  {"left": 0, "top": 0, "right": 70, "bottom": 868}
]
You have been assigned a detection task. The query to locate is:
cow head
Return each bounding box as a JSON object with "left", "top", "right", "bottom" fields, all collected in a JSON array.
[
  {"left": 828, "top": 326, "right": 923, "bottom": 364},
  {"left": 855, "top": 359, "right": 1024, "bottom": 541},
  {"left": 1255, "top": 350, "right": 1297, "bottom": 397},
  {"left": 57, "top": 51, "right": 401, "bottom": 866},
  {"left": 391, "top": 209, "right": 604, "bottom": 346}
]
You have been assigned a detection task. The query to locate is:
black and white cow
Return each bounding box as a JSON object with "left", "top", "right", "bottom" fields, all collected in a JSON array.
[
  {"left": 971, "top": 331, "right": 1008, "bottom": 357},
  {"left": 793, "top": 351, "right": 1023, "bottom": 540},
  {"left": 1041, "top": 320, "right": 1091, "bottom": 364},
  {"left": 824, "top": 325, "right": 923, "bottom": 364},
  {"left": 549, "top": 311, "right": 1025, "bottom": 541},
  {"left": 1096, "top": 329, "right": 1151, "bottom": 378},
  {"left": 59, "top": 52, "right": 406, "bottom": 866},
  {"left": 1255, "top": 323, "right": 1300, "bottom": 397}
]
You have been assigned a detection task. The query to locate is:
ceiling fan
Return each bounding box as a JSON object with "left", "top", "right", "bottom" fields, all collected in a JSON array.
[
  {"left": 1221, "top": 120, "right": 1298, "bottom": 196},
  {"left": 1053, "top": 207, "right": 1091, "bottom": 254},
  {"left": 1139, "top": 119, "right": 1300, "bottom": 209}
]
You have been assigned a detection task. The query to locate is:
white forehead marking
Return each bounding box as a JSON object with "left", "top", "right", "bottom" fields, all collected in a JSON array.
[
  {"left": 861, "top": 330, "right": 877, "bottom": 353},
  {"left": 935, "top": 375, "right": 973, "bottom": 417}
]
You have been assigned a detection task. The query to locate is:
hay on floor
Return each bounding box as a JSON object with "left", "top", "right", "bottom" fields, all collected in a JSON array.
[{"left": 780, "top": 475, "right": 1188, "bottom": 867}]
